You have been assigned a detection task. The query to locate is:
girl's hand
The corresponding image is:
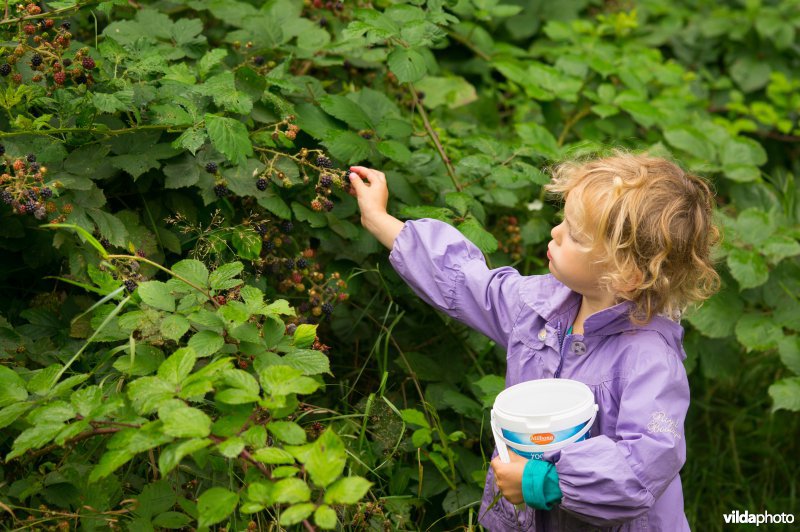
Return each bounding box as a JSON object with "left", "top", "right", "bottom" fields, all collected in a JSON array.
[
  {"left": 490, "top": 451, "right": 528, "bottom": 505},
  {"left": 347, "top": 166, "right": 405, "bottom": 249},
  {"left": 348, "top": 166, "right": 389, "bottom": 222}
]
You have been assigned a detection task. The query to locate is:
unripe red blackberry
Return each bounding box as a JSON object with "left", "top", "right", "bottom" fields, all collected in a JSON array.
[
  {"left": 53, "top": 71, "right": 66, "bottom": 85},
  {"left": 24, "top": 24, "right": 36, "bottom": 35},
  {"left": 205, "top": 161, "right": 218, "bottom": 174},
  {"left": 256, "top": 178, "right": 268, "bottom": 191},
  {"left": 44, "top": 19, "right": 54, "bottom": 29},
  {"left": 0, "top": 64, "right": 11, "bottom": 76},
  {"left": 82, "top": 57, "right": 95, "bottom": 70}
]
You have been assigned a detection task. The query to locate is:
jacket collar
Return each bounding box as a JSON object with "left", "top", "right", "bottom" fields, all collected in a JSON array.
[{"left": 521, "top": 274, "right": 686, "bottom": 358}]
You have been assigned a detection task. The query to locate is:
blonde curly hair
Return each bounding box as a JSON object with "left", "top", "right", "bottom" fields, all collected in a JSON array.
[{"left": 545, "top": 151, "right": 721, "bottom": 324}]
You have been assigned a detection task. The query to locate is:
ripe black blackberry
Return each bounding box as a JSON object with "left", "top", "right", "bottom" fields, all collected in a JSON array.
[
  {"left": 253, "top": 55, "right": 265, "bottom": 66},
  {"left": 205, "top": 161, "right": 218, "bottom": 174},
  {"left": 0, "top": 64, "right": 11, "bottom": 76},
  {"left": 31, "top": 54, "right": 43, "bottom": 67},
  {"left": 323, "top": 199, "right": 334, "bottom": 211},
  {"left": 264, "top": 240, "right": 275, "bottom": 252},
  {"left": 320, "top": 174, "right": 332, "bottom": 187},
  {"left": 256, "top": 178, "right": 268, "bottom": 191},
  {"left": 29, "top": 162, "right": 41, "bottom": 172},
  {"left": 316, "top": 155, "right": 332, "bottom": 168},
  {"left": 100, "top": 237, "right": 111, "bottom": 249},
  {"left": 1, "top": 190, "right": 13, "bottom": 204},
  {"left": 63, "top": 58, "right": 72, "bottom": 67},
  {"left": 296, "top": 258, "right": 308, "bottom": 269},
  {"left": 322, "top": 302, "right": 334, "bottom": 315},
  {"left": 39, "top": 187, "right": 52, "bottom": 199},
  {"left": 280, "top": 221, "right": 293, "bottom": 233},
  {"left": 27, "top": 154, "right": 36, "bottom": 163},
  {"left": 75, "top": 74, "right": 87, "bottom": 84},
  {"left": 213, "top": 184, "right": 229, "bottom": 197},
  {"left": 0, "top": 144, "right": 5, "bottom": 155},
  {"left": 254, "top": 223, "right": 268, "bottom": 236},
  {"left": 124, "top": 279, "right": 137, "bottom": 292},
  {"left": 284, "top": 258, "right": 294, "bottom": 269},
  {"left": 60, "top": 21, "right": 71, "bottom": 30}
]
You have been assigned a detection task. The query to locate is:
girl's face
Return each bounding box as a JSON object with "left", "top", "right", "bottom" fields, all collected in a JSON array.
[{"left": 547, "top": 194, "right": 606, "bottom": 297}]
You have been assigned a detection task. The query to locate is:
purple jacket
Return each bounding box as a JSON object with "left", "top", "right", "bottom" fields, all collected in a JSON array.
[{"left": 389, "top": 219, "right": 691, "bottom": 532}]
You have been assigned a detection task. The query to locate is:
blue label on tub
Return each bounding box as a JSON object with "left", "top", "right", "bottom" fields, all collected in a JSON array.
[{"left": 503, "top": 420, "right": 591, "bottom": 460}]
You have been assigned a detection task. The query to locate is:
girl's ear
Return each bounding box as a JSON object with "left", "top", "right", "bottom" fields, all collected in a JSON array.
[{"left": 612, "top": 267, "right": 644, "bottom": 295}]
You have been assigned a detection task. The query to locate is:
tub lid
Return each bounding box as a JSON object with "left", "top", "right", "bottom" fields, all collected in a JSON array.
[{"left": 493, "top": 378, "right": 594, "bottom": 419}]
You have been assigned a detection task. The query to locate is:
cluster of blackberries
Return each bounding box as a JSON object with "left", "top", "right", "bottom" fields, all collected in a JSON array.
[
  {"left": 495, "top": 215, "right": 523, "bottom": 262},
  {"left": 1, "top": 150, "right": 63, "bottom": 220},
  {"left": 316, "top": 156, "right": 333, "bottom": 168},
  {"left": 213, "top": 183, "right": 229, "bottom": 198}
]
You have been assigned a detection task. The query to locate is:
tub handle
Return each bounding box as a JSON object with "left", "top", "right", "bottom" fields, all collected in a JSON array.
[{"left": 492, "top": 404, "right": 598, "bottom": 455}]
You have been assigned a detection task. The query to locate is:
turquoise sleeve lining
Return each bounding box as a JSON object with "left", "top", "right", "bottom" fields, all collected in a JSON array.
[{"left": 521, "top": 459, "right": 563, "bottom": 510}]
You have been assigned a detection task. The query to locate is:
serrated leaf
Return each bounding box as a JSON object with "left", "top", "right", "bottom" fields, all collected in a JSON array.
[
  {"left": 293, "top": 324, "right": 317, "bottom": 349},
  {"left": 273, "top": 478, "right": 311, "bottom": 504},
  {"left": 457, "top": 218, "right": 498, "bottom": 254},
  {"left": 267, "top": 421, "right": 307, "bottom": 444},
  {"left": 280, "top": 503, "right": 315, "bottom": 526},
  {"left": 159, "top": 400, "right": 211, "bottom": 439},
  {"left": 769, "top": 377, "right": 800, "bottom": 412},
  {"left": 319, "top": 94, "right": 373, "bottom": 130},
  {"left": 138, "top": 281, "right": 176, "bottom": 312},
  {"left": 323, "top": 476, "right": 372, "bottom": 504},
  {"left": 387, "top": 47, "right": 427, "bottom": 83},
  {"left": 0, "top": 365, "right": 28, "bottom": 407},
  {"left": 188, "top": 330, "right": 225, "bottom": 357},
  {"left": 161, "top": 314, "right": 191, "bottom": 342},
  {"left": 197, "top": 487, "right": 238, "bottom": 528},
  {"left": 282, "top": 349, "right": 330, "bottom": 375},
  {"left": 209, "top": 262, "right": 244, "bottom": 290},
  {"left": 158, "top": 438, "right": 212, "bottom": 475},
  {"left": 735, "top": 313, "right": 783, "bottom": 351},
  {"left": 727, "top": 248, "right": 769, "bottom": 290},
  {"left": 315, "top": 505, "right": 338, "bottom": 529},
  {"left": 252, "top": 447, "right": 295, "bottom": 465},
  {"left": 205, "top": 114, "right": 253, "bottom": 165},
  {"left": 158, "top": 347, "right": 197, "bottom": 384},
  {"left": 171, "top": 259, "right": 210, "bottom": 289}
]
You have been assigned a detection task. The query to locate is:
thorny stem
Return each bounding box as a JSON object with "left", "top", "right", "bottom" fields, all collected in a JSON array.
[
  {"left": 0, "top": 1, "right": 100, "bottom": 25},
  {"left": 409, "top": 84, "right": 461, "bottom": 191}
]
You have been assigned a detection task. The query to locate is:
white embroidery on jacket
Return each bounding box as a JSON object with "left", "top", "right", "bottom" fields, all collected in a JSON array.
[{"left": 646, "top": 411, "right": 682, "bottom": 439}]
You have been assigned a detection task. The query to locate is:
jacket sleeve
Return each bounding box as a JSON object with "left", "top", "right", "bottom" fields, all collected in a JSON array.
[
  {"left": 388, "top": 218, "right": 525, "bottom": 350},
  {"left": 546, "top": 345, "right": 689, "bottom": 526}
]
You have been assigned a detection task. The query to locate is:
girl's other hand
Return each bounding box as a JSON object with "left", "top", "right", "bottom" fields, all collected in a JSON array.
[{"left": 490, "top": 451, "right": 528, "bottom": 505}]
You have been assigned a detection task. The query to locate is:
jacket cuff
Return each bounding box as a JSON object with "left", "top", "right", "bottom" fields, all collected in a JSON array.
[{"left": 522, "top": 459, "right": 563, "bottom": 510}]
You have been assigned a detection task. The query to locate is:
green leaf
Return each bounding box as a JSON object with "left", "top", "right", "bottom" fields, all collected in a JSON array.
[
  {"left": 293, "top": 324, "right": 317, "bottom": 349},
  {"left": 735, "top": 313, "right": 783, "bottom": 351},
  {"left": 188, "top": 330, "right": 225, "bottom": 357},
  {"left": 27, "top": 365, "right": 62, "bottom": 396},
  {"left": 280, "top": 503, "right": 315, "bottom": 526},
  {"left": 377, "top": 140, "right": 411, "bottom": 163},
  {"left": 778, "top": 334, "right": 800, "bottom": 375},
  {"left": 260, "top": 365, "right": 320, "bottom": 396},
  {"left": 152, "top": 512, "right": 193, "bottom": 529},
  {"left": 217, "top": 436, "right": 245, "bottom": 458},
  {"left": 400, "top": 408, "right": 429, "bottom": 428},
  {"left": 727, "top": 248, "right": 769, "bottom": 290},
  {"left": 197, "top": 487, "right": 239, "bottom": 528},
  {"left": 138, "top": 281, "right": 176, "bottom": 312},
  {"left": 252, "top": 447, "right": 295, "bottom": 465},
  {"left": 171, "top": 259, "right": 210, "bottom": 289},
  {"left": 684, "top": 288, "right": 743, "bottom": 339},
  {"left": 319, "top": 94, "right": 373, "bottom": 130},
  {"left": 161, "top": 314, "right": 191, "bottom": 342},
  {"left": 769, "top": 377, "right": 800, "bottom": 412},
  {"left": 273, "top": 478, "right": 311, "bottom": 504},
  {"left": 282, "top": 349, "right": 331, "bottom": 375},
  {"left": 414, "top": 76, "right": 477, "bottom": 109},
  {"left": 159, "top": 400, "right": 212, "bottom": 438},
  {"left": 721, "top": 136, "right": 768, "bottom": 167},
  {"left": 127, "top": 376, "right": 176, "bottom": 414},
  {"left": 159, "top": 438, "right": 212, "bottom": 475},
  {"left": 299, "top": 428, "right": 346, "bottom": 488},
  {"left": 205, "top": 114, "right": 254, "bottom": 165},
  {"left": 136, "top": 480, "right": 178, "bottom": 518},
  {"left": 457, "top": 218, "right": 498, "bottom": 254},
  {"left": 0, "top": 402, "right": 33, "bottom": 430},
  {"left": 663, "top": 126, "right": 716, "bottom": 161},
  {"left": 232, "top": 228, "right": 262, "bottom": 260},
  {"left": 321, "top": 130, "right": 371, "bottom": 164},
  {"left": 314, "top": 505, "right": 338, "bottom": 529},
  {"left": 267, "top": 421, "right": 307, "bottom": 444},
  {"left": 387, "top": 47, "right": 427, "bottom": 83},
  {"left": 158, "top": 347, "right": 197, "bottom": 385},
  {"left": 7, "top": 423, "right": 65, "bottom": 460},
  {"left": 412, "top": 427, "right": 432, "bottom": 447},
  {"left": 323, "top": 476, "right": 372, "bottom": 504},
  {"left": 515, "top": 123, "right": 559, "bottom": 159},
  {"left": 209, "top": 262, "right": 244, "bottom": 290},
  {"left": 0, "top": 366, "right": 28, "bottom": 407}
]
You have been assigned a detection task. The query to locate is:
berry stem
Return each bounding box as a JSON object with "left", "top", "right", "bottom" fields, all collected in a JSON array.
[
  {"left": 409, "top": 84, "right": 461, "bottom": 191},
  {"left": 0, "top": 1, "right": 95, "bottom": 25},
  {"left": 106, "top": 254, "right": 220, "bottom": 307}
]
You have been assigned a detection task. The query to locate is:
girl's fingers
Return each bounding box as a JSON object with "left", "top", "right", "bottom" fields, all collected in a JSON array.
[{"left": 350, "top": 166, "right": 386, "bottom": 183}]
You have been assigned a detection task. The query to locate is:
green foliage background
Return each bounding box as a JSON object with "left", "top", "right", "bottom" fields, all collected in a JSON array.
[{"left": 1, "top": 0, "right": 798, "bottom": 530}]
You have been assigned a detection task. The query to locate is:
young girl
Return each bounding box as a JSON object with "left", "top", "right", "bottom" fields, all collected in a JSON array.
[{"left": 347, "top": 153, "right": 720, "bottom": 531}]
